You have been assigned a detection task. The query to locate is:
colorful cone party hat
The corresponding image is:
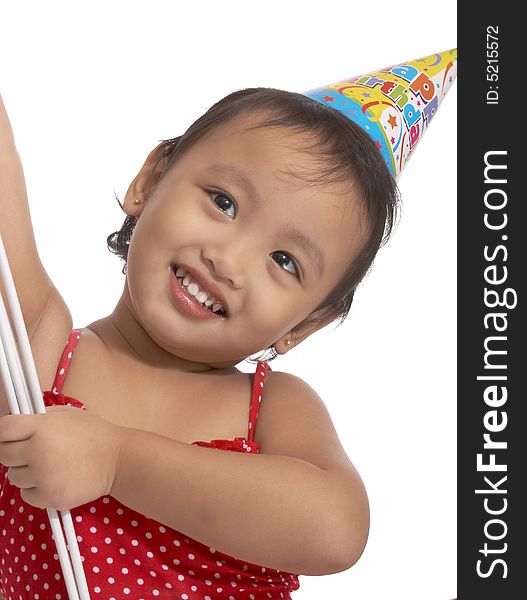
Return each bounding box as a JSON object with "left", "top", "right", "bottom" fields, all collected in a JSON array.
[{"left": 302, "top": 48, "right": 457, "bottom": 180}]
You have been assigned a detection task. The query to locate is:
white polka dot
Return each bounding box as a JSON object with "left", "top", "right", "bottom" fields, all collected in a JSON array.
[
  {"left": 152, "top": 591, "right": 160, "bottom": 597},
  {"left": 90, "top": 547, "right": 98, "bottom": 553},
  {"left": 177, "top": 574, "right": 185, "bottom": 581},
  {"left": 123, "top": 588, "right": 130, "bottom": 595}
]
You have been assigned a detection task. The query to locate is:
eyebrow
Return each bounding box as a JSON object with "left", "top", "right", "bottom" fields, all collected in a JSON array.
[
  {"left": 206, "top": 162, "right": 326, "bottom": 276},
  {"left": 206, "top": 163, "right": 263, "bottom": 209}
]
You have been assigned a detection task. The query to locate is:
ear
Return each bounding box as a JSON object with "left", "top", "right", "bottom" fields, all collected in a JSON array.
[
  {"left": 122, "top": 143, "right": 169, "bottom": 219},
  {"left": 273, "top": 309, "right": 335, "bottom": 355}
]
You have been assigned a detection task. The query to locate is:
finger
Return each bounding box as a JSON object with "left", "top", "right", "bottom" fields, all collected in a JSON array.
[
  {"left": 6, "top": 465, "right": 35, "bottom": 490},
  {"left": 0, "top": 439, "right": 31, "bottom": 467},
  {"left": 0, "top": 414, "right": 37, "bottom": 443}
]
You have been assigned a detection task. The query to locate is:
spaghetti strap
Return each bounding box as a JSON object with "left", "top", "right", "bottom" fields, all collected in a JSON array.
[
  {"left": 50, "top": 328, "right": 83, "bottom": 396},
  {"left": 247, "top": 360, "right": 271, "bottom": 442}
]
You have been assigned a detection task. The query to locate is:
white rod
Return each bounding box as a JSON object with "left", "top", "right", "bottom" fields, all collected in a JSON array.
[
  {"left": 0, "top": 309, "right": 19, "bottom": 415},
  {"left": 0, "top": 298, "right": 31, "bottom": 415},
  {"left": 0, "top": 235, "right": 90, "bottom": 599},
  {"left": 0, "top": 289, "right": 81, "bottom": 600}
]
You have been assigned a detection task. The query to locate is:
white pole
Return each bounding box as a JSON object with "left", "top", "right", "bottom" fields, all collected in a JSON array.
[{"left": 0, "top": 234, "right": 90, "bottom": 600}]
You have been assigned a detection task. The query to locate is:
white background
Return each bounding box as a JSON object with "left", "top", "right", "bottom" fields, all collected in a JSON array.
[{"left": 0, "top": 1, "right": 457, "bottom": 598}]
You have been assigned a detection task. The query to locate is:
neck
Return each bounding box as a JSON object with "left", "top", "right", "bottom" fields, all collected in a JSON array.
[{"left": 87, "top": 287, "right": 240, "bottom": 373}]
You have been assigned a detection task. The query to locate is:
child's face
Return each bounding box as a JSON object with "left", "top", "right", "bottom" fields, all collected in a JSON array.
[{"left": 123, "top": 111, "right": 368, "bottom": 367}]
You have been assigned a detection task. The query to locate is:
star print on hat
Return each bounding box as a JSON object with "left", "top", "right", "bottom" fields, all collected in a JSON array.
[{"left": 302, "top": 48, "right": 457, "bottom": 180}]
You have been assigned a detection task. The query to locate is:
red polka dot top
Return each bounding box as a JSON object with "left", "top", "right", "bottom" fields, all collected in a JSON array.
[{"left": 0, "top": 328, "right": 301, "bottom": 599}]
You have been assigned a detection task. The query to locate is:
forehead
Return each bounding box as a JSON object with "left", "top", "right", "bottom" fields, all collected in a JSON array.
[{"left": 187, "top": 110, "right": 358, "bottom": 203}]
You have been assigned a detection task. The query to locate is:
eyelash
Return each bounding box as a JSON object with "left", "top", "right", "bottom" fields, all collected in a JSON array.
[{"left": 207, "top": 190, "right": 302, "bottom": 280}]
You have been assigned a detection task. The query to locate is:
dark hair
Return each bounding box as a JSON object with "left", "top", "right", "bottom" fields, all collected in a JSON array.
[{"left": 107, "top": 87, "right": 400, "bottom": 359}]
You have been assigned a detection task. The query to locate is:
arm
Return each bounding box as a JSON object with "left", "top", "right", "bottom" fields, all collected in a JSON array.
[
  {"left": 1, "top": 93, "right": 72, "bottom": 416},
  {"left": 0, "top": 92, "right": 64, "bottom": 332},
  {"left": 112, "top": 372, "right": 369, "bottom": 576}
]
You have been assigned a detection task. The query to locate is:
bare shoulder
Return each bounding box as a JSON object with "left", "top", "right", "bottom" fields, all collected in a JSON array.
[
  {"left": 255, "top": 370, "right": 360, "bottom": 475},
  {"left": 255, "top": 370, "right": 370, "bottom": 565}
]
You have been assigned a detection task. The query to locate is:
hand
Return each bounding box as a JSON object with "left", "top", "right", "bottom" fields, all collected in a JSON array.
[{"left": 0, "top": 405, "right": 125, "bottom": 511}]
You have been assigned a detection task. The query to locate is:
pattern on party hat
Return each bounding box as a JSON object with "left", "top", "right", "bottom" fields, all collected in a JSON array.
[{"left": 302, "top": 49, "right": 457, "bottom": 180}]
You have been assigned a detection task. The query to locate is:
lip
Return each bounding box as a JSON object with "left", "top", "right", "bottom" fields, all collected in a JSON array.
[{"left": 168, "top": 263, "right": 229, "bottom": 319}]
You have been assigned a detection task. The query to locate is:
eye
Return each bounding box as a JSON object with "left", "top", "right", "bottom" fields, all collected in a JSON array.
[
  {"left": 210, "top": 191, "right": 237, "bottom": 219},
  {"left": 271, "top": 251, "right": 300, "bottom": 278}
]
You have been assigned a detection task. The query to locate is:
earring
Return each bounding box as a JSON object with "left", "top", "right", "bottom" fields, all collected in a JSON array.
[
  {"left": 284, "top": 338, "right": 292, "bottom": 347},
  {"left": 133, "top": 198, "right": 141, "bottom": 205}
]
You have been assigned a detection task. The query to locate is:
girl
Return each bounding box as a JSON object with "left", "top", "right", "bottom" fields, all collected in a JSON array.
[{"left": 0, "top": 46, "right": 451, "bottom": 594}]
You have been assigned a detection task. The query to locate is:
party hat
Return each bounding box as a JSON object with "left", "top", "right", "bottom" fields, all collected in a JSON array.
[{"left": 302, "top": 48, "right": 457, "bottom": 180}]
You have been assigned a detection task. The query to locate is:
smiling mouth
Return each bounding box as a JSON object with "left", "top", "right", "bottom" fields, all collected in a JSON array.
[{"left": 171, "top": 265, "right": 228, "bottom": 316}]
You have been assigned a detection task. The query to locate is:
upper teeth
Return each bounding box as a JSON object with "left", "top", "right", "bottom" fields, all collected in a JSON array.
[{"left": 174, "top": 266, "right": 225, "bottom": 313}]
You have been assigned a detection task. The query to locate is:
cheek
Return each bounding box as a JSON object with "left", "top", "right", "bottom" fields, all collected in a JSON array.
[{"left": 243, "top": 288, "right": 311, "bottom": 339}]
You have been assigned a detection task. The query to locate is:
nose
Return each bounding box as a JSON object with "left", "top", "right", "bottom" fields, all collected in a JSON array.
[{"left": 202, "top": 236, "right": 251, "bottom": 290}]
